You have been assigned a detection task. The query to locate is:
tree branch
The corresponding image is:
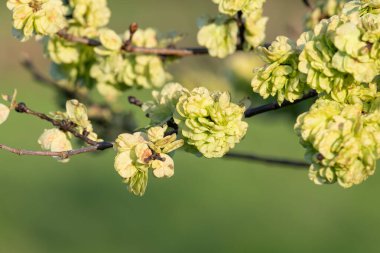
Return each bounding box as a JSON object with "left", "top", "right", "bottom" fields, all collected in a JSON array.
[
  {"left": 237, "top": 11, "right": 246, "bottom": 47},
  {"left": 0, "top": 142, "right": 113, "bottom": 159},
  {"left": 20, "top": 58, "right": 127, "bottom": 129},
  {"left": 302, "top": 0, "right": 315, "bottom": 10},
  {"left": 2, "top": 102, "right": 115, "bottom": 159},
  {"left": 57, "top": 29, "right": 270, "bottom": 57},
  {"left": 0, "top": 140, "right": 308, "bottom": 169},
  {"left": 225, "top": 152, "right": 309, "bottom": 168},
  {"left": 4, "top": 99, "right": 310, "bottom": 168},
  {"left": 57, "top": 29, "right": 102, "bottom": 46},
  {"left": 14, "top": 102, "right": 99, "bottom": 146},
  {"left": 57, "top": 29, "right": 210, "bottom": 57},
  {"left": 128, "top": 96, "right": 143, "bottom": 108},
  {"left": 244, "top": 90, "right": 318, "bottom": 118},
  {"left": 21, "top": 57, "right": 82, "bottom": 100}
]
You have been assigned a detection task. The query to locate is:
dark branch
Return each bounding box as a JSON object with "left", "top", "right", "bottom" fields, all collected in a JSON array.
[
  {"left": 225, "top": 152, "right": 309, "bottom": 168},
  {"left": 57, "top": 29, "right": 102, "bottom": 46},
  {"left": 21, "top": 57, "right": 81, "bottom": 100},
  {"left": 6, "top": 99, "right": 311, "bottom": 167},
  {"left": 20, "top": 58, "right": 138, "bottom": 132},
  {"left": 237, "top": 11, "right": 246, "bottom": 47},
  {"left": 128, "top": 96, "right": 143, "bottom": 108},
  {"left": 244, "top": 90, "right": 318, "bottom": 118},
  {"left": 302, "top": 0, "right": 315, "bottom": 10},
  {"left": 129, "top": 46, "right": 210, "bottom": 56},
  {"left": 15, "top": 102, "right": 99, "bottom": 146},
  {"left": 5, "top": 102, "right": 115, "bottom": 158}
]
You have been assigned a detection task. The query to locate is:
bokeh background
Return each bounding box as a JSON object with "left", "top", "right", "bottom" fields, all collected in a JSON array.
[{"left": 1, "top": 1, "right": 380, "bottom": 252}]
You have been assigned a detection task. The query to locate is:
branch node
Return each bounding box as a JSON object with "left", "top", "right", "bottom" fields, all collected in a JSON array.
[
  {"left": 129, "top": 22, "right": 139, "bottom": 34},
  {"left": 97, "top": 142, "right": 114, "bottom": 151},
  {"left": 122, "top": 22, "right": 139, "bottom": 51},
  {"left": 128, "top": 96, "right": 143, "bottom": 107},
  {"left": 15, "top": 102, "right": 28, "bottom": 113}
]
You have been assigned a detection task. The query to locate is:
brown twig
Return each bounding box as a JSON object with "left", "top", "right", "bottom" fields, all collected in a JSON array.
[
  {"left": 57, "top": 29, "right": 102, "bottom": 46},
  {"left": 21, "top": 57, "right": 61, "bottom": 89},
  {"left": 244, "top": 90, "right": 318, "bottom": 118},
  {"left": 57, "top": 28, "right": 210, "bottom": 56},
  {"left": 128, "top": 96, "right": 143, "bottom": 108},
  {"left": 3, "top": 101, "right": 311, "bottom": 167},
  {"left": 21, "top": 58, "right": 138, "bottom": 132},
  {"left": 0, "top": 140, "right": 308, "bottom": 168},
  {"left": 0, "top": 142, "right": 113, "bottom": 159},
  {"left": 56, "top": 28, "right": 267, "bottom": 57},
  {"left": 122, "top": 22, "right": 139, "bottom": 51},
  {"left": 15, "top": 102, "right": 99, "bottom": 146},
  {"left": 21, "top": 57, "right": 82, "bottom": 100},
  {"left": 2, "top": 102, "right": 115, "bottom": 159}
]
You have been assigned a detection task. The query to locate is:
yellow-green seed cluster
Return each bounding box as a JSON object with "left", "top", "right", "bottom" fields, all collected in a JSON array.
[
  {"left": 304, "top": 0, "right": 349, "bottom": 30},
  {"left": 252, "top": 36, "right": 309, "bottom": 105},
  {"left": 38, "top": 99, "right": 99, "bottom": 162},
  {"left": 144, "top": 83, "right": 249, "bottom": 159},
  {"left": 295, "top": 98, "right": 380, "bottom": 188},
  {"left": 174, "top": 87, "right": 248, "bottom": 158},
  {"left": 197, "top": 0, "right": 267, "bottom": 58},
  {"left": 7, "top": 0, "right": 67, "bottom": 41},
  {"left": 248, "top": 1, "right": 380, "bottom": 188},
  {"left": 114, "top": 125, "right": 183, "bottom": 196},
  {"left": 299, "top": 2, "right": 380, "bottom": 102},
  {"left": 90, "top": 28, "right": 170, "bottom": 92}
]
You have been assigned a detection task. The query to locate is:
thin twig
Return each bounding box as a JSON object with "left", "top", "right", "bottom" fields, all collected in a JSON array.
[
  {"left": 244, "top": 90, "right": 318, "bottom": 118},
  {"left": 128, "top": 46, "right": 210, "bottom": 56},
  {"left": 237, "top": 11, "right": 246, "bottom": 47},
  {"left": 56, "top": 29, "right": 270, "bottom": 57},
  {"left": 302, "top": 0, "right": 315, "bottom": 10},
  {"left": 122, "top": 23, "right": 139, "bottom": 51},
  {"left": 0, "top": 142, "right": 113, "bottom": 159},
  {"left": 15, "top": 102, "right": 98, "bottom": 146},
  {"left": 225, "top": 152, "right": 309, "bottom": 168},
  {"left": 5, "top": 99, "right": 311, "bottom": 166},
  {"left": 0, "top": 140, "right": 308, "bottom": 169},
  {"left": 57, "top": 29, "right": 102, "bottom": 46},
  {"left": 21, "top": 58, "right": 137, "bottom": 131},
  {"left": 21, "top": 57, "right": 81, "bottom": 100},
  {"left": 128, "top": 96, "right": 143, "bottom": 108},
  {"left": 57, "top": 29, "right": 210, "bottom": 56}
]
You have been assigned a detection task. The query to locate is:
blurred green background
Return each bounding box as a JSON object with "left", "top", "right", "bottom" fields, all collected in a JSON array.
[{"left": 1, "top": 1, "right": 380, "bottom": 253}]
